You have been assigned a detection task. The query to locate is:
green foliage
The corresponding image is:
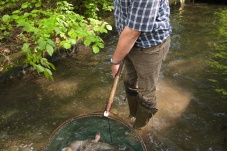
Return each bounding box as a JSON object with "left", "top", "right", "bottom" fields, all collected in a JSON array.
[
  {"left": 0, "top": 0, "right": 22, "bottom": 12},
  {"left": 207, "top": 9, "right": 227, "bottom": 98},
  {"left": 0, "top": 0, "right": 113, "bottom": 79},
  {"left": 72, "top": 0, "right": 113, "bottom": 19}
]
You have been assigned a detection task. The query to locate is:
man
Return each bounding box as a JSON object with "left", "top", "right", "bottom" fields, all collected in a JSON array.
[{"left": 111, "top": 0, "right": 172, "bottom": 129}]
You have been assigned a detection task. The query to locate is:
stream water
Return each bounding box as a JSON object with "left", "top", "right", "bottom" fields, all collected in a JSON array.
[{"left": 0, "top": 3, "right": 227, "bottom": 151}]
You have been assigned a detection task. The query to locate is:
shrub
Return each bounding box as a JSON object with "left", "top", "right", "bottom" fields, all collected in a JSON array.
[{"left": 0, "top": 0, "right": 113, "bottom": 79}]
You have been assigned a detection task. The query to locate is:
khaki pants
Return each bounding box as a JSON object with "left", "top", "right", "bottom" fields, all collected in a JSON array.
[{"left": 123, "top": 37, "right": 171, "bottom": 109}]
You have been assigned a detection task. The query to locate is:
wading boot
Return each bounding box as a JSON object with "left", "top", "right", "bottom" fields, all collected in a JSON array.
[
  {"left": 127, "top": 94, "right": 138, "bottom": 117},
  {"left": 133, "top": 103, "right": 158, "bottom": 129},
  {"left": 125, "top": 94, "right": 138, "bottom": 125}
]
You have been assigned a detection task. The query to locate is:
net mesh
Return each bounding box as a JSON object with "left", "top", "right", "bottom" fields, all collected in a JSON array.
[{"left": 43, "top": 112, "right": 146, "bottom": 151}]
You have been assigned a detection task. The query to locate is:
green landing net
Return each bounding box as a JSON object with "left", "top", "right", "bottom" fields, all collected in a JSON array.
[{"left": 43, "top": 112, "right": 146, "bottom": 151}]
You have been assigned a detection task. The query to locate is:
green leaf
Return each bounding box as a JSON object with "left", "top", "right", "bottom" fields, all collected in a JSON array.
[
  {"left": 54, "top": 27, "right": 62, "bottom": 34},
  {"left": 68, "top": 30, "right": 78, "bottom": 39},
  {"left": 0, "top": 25, "right": 6, "bottom": 30},
  {"left": 44, "top": 33, "right": 50, "bottom": 38},
  {"left": 106, "top": 25, "right": 112, "bottom": 30},
  {"left": 44, "top": 68, "right": 53, "bottom": 76},
  {"left": 35, "top": 3, "right": 41, "bottom": 8},
  {"left": 12, "top": 10, "right": 20, "bottom": 14},
  {"left": 38, "top": 38, "right": 47, "bottom": 50},
  {"left": 12, "top": 15, "right": 20, "bottom": 20},
  {"left": 97, "top": 43, "right": 104, "bottom": 48},
  {"left": 3, "top": 31, "right": 9, "bottom": 36},
  {"left": 60, "top": 41, "right": 71, "bottom": 49},
  {"left": 64, "top": 43, "right": 71, "bottom": 49},
  {"left": 21, "top": 3, "right": 29, "bottom": 9},
  {"left": 44, "top": 70, "right": 50, "bottom": 79},
  {"left": 70, "top": 32, "right": 78, "bottom": 39},
  {"left": 17, "top": 20, "right": 30, "bottom": 27},
  {"left": 70, "top": 39, "right": 76, "bottom": 45},
  {"left": 31, "top": 9, "right": 39, "bottom": 13},
  {"left": 92, "top": 45, "right": 100, "bottom": 53},
  {"left": 43, "top": 67, "right": 54, "bottom": 80},
  {"left": 46, "top": 44, "right": 54, "bottom": 56},
  {"left": 23, "top": 12, "right": 30, "bottom": 17},
  {"left": 40, "top": 58, "right": 46, "bottom": 66},
  {"left": 84, "top": 39, "right": 91, "bottom": 46},
  {"left": 36, "top": 64, "right": 44, "bottom": 72},
  {"left": 22, "top": 43, "right": 29, "bottom": 52},
  {"left": 2, "top": 15, "right": 10, "bottom": 22},
  {"left": 49, "top": 62, "right": 56, "bottom": 70},
  {"left": 60, "top": 33, "right": 67, "bottom": 39},
  {"left": 46, "top": 39, "right": 55, "bottom": 46}
]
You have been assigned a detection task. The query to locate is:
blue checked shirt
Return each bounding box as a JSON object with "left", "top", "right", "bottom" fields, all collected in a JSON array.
[{"left": 114, "top": 0, "right": 172, "bottom": 48}]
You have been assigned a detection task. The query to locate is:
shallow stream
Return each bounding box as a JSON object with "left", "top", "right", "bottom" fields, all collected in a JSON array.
[{"left": 0, "top": 3, "right": 227, "bottom": 151}]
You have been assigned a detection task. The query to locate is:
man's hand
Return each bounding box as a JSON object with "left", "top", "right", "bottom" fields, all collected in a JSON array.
[{"left": 112, "top": 64, "right": 120, "bottom": 78}]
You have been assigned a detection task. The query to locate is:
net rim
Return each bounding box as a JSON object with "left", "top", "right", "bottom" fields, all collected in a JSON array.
[{"left": 42, "top": 111, "right": 147, "bottom": 151}]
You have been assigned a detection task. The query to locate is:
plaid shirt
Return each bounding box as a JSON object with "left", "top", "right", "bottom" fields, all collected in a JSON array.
[{"left": 114, "top": 0, "right": 172, "bottom": 48}]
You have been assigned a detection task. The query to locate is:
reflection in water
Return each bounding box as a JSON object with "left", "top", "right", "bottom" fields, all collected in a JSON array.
[
  {"left": 206, "top": 8, "right": 227, "bottom": 99},
  {"left": 0, "top": 3, "right": 227, "bottom": 151}
]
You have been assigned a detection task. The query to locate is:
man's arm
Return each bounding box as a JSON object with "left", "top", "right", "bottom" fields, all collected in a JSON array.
[{"left": 111, "top": 26, "right": 140, "bottom": 77}]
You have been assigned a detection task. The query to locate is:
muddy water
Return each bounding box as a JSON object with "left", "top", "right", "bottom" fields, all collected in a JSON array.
[{"left": 0, "top": 3, "right": 227, "bottom": 151}]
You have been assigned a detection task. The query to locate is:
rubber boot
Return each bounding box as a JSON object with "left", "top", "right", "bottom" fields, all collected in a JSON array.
[
  {"left": 124, "top": 94, "right": 138, "bottom": 125},
  {"left": 127, "top": 94, "right": 138, "bottom": 118},
  {"left": 133, "top": 103, "right": 158, "bottom": 129}
]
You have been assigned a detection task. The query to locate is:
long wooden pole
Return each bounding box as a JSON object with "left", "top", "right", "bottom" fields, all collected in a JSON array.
[{"left": 104, "top": 61, "right": 124, "bottom": 117}]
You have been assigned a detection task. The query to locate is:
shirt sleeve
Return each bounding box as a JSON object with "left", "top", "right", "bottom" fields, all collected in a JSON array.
[{"left": 126, "top": 0, "right": 160, "bottom": 32}]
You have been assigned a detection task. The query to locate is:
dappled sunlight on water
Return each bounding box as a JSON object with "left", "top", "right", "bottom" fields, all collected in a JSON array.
[
  {"left": 36, "top": 77, "right": 79, "bottom": 98},
  {"left": 155, "top": 79, "right": 191, "bottom": 131}
]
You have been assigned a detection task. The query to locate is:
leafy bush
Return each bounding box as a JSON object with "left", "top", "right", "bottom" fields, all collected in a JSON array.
[{"left": 0, "top": 0, "right": 113, "bottom": 79}]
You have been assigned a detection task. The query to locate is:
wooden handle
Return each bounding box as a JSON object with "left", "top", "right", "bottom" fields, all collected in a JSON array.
[{"left": 104, "top": 62, "right": 124, "bottom": 116}]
